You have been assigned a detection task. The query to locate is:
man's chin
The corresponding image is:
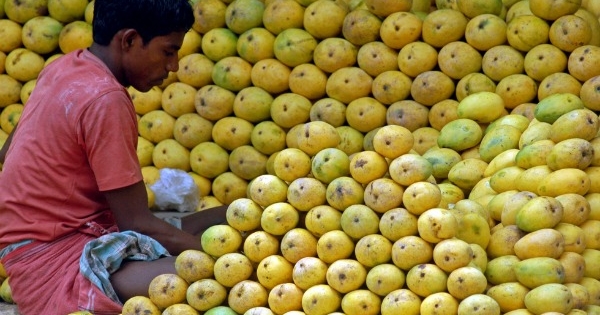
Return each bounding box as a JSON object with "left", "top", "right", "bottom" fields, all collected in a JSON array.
[{"left": 133, "top": 81, "right": 160, "bottom": 92}]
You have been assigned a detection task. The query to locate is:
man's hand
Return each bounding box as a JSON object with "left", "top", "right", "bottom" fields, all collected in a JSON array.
[{"left": 104, "top": 180, "right": 207, "bottom": 254}]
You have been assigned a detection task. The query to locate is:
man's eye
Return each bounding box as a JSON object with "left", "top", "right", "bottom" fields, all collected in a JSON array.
[{"left": 165, "top": 50, "right": 176, "bottom": 56}]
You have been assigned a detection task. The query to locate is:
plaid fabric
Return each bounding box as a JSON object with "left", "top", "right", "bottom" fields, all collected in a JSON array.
[
  {"left": 0, "top": 240, "right": 33, "bottom": 259},
  {"left": 80, "top": 231, "right": 170, "bottom": 302}
]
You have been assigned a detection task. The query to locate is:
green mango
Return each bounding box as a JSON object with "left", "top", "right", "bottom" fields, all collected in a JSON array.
[
  {"left": 437, "top": 118, "right": 483, "bottom": 152},
  {"left": 479, "top": 124, "right": 522, "bottom": 162},
  {"left": 514, "top": 257, "right": 565, "bottom": 289},
  {"left": 0, "top": 277, "right": 12, "bottom": 304},
  {"left": 534, "top": 93, "right": 584, "bottom": 124}
]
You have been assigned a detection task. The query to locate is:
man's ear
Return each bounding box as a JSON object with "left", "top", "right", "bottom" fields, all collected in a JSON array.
[{"left": 120, "top": 29, "right": 140, "bottom": 51}]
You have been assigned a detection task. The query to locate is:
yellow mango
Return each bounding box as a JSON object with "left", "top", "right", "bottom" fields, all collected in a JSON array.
[
  {"left": 582, "top": 249, "right": 600, "bottom": 280},
  {"left": 537, "top": 168, "right": 590, "bottom": 197},
  {"left": 468, "top": 177, "right": 497, "bottom": 201},
  {"left": 590, "top": 137, "right": 600, "bottom": 166},
  {"left": 518, "top": 121, "right": 552, "bottom": 149},
  {"left": 486, "top": 190, "right": 519, "bottom": 222},
  {"left": 485, "top": 255, "right": 521, "bottom": 285},
  {"left": 514, "top": 257, "right": 565, "bottom": 289},
  {"left": 580, "top": 219, "right": 600, "bottom": 250},
  {"left": 580, "top": 277, "right": 600, "bottom": 306},
  {"left": 513, "top": 228, "right": 565, "bottom": 260},
  {"left": 586, "top": 166, "right": 600, "bottom": 193},
  {"left": 556, "top": 193, "right": 591, "bottom": 226},
  {"left": 550, "top": 108, "right": 599, "bottom": 142},
  {"left": 559, "top": 251, "right": 586, "bottom": 284},
  {"left": 457, "top": 91, "right": 506, "bottom": 123},
  {"left": 489, "top": 165, "right": 525, "bottom": 193},
  {"left": 484, "top": 148, "right": 519, "bottom": 177},
  {"left": 554, "top": 222, "right": 586, "bottom": 254},
  {"left": 501, "top": 191, "right": 538, "bottom": 227},
  {"left": 524, "top": 283, "right": 573, "bottom": 315},
  {"left": 515, "top": 165, "right": 552, "bottom": 195},
  {"left": 486, "top": 114, "right": 531, "bottom": 134},
  {"left": 487, "top": 225, "right": 526, "bottom": 259},
  {"left": 515, "top": 139, "right": 555, "bottom": 169},
  {"left": 515, "top": 196, "right": 563, "bottom": 232},
  {"left": 455, "top": 212, "right": 491, "bottom": 250},
  {"left": 486, "top": 282, "right": 530, "bottom": 313},
  {"left": 546, "top": 138, "right": 594, "bottom": 171}
]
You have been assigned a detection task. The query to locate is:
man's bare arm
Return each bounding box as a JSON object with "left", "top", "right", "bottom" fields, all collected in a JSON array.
[
  {"left": 104, "top": 180, "right": 218, "bottom": 255},
  {"left": 0, "top": 127, "right": 16, "bottom": 165}
]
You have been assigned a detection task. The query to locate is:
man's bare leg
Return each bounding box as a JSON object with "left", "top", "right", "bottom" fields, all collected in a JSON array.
[{"left": 110, "top": 256, "right": 177, "bottom": 302}]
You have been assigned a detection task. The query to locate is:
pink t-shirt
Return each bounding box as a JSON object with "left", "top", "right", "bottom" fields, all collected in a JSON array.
[{"left": 0, "top": 49, "right": 142, "bottom": 247}]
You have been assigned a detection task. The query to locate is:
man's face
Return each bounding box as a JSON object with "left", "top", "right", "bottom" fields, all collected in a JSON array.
[{"left": 124, "top": 31, "right": 185, "bottom": 92}]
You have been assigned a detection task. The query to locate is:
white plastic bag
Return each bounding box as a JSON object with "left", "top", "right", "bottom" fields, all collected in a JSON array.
[{"left": 150, "top": 168, "right": 199, "bottom": 212}]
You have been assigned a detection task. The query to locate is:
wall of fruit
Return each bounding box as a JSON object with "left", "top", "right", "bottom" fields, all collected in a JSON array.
[{"left": 2, "top": 0, "right": 600, "bottom": 314}]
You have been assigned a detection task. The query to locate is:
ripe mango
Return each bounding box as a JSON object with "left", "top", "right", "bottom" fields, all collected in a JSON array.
[
  {"left": 486, "top": 190, "right": 519, "bottom": 222},
  {"left": 533, "top": 93, "right": 585, "bottom": 124},
  {"left": 524, "top": 283, "right": 573, "bottom": 315},
  {"left": 514, "top": 257, "right": 565, "bottom": 289},
  {"left": 486, "top": 114, "right": 531, "bottom": 134},
  {"left": 554, "top": 222, "right": 586, "bottom": 254},
  {"left": 515, "top": 196, "right": 563, "bottom": 232},
  {"left": 514, "top": 165, "right": 552, "bottom": 195},
  {"left": 485, "top": 255, "right": 521, "bottom": 285},
  {"left": 556, "top": 193, "right": 591, "bottom": 226},
  {"left": 487, "top": 224, "right": 526, "bottom": 259},
  {"left": 478, "top": 124, "right": 522, "bottom": 163},
  {"left": 515, "top": 139, "right": 555, "bottom": 169},
  {"left": 546, "top": 138, "right": 594, "bottom": 171},
  {"left": 586, "top": 166, "right": 600, "bottom": 193},
  {"left": 484, "top": 148, "right": 519, "bottom": 177},
  {"left": 489, "top": 165, "right": 525, "bottom": 193},
  {"left": 447, "top": 158, "right": 489, "bottom": 192},
  {"left": 583, "top": 249, "right": 600, "bottom": 280},
  {"left": 486, "top": 282, "right": 530, "bottom": 313},
  {"left": 580, "top": 277, "right": 600, "bottom": 306},
  {"left": 537, "top": 168, "right": 591, "bottom": 197},
  {"left": 468, "top": 177, "right": 497, "bottom": 201},
  {"left": 559, "top": 251, "right": 586, "bottom": 284},
  {"left": 455, "top": 212, "right": 491, "bottom": 249},
  {"left": 501, "top": 191, "right": 537, "bottom": 227},
  {"left": 580, "top": 219, "right": 600, "bottom": 250},
  {"left": 518, "top": 121, "right": 552, "bottom": 149},
  {"left": 457, "top": 91, "right": 506, "bottom": 123},
  {"left": 550, "top": 108, "right": 600, "bottom": 142},
  {"left": 513, "top": 228, "right": 565, "bottom": 260}
]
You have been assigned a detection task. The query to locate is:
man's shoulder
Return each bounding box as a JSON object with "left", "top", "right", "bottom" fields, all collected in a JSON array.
[
  {"left": 37, "top": 50, "right": 125, "bottom": 100},
  {"left": 42, "top": 50, "right": 119, "bottom": 87}
]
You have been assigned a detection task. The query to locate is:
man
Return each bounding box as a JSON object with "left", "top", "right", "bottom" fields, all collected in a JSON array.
[{"left": 0, "top": 0, "right": 225, "bottom": 314}]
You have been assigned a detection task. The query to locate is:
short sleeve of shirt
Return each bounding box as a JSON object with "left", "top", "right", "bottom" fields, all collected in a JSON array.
[{"left": 79, "top": 90, "right": 142, "bottom": 191}]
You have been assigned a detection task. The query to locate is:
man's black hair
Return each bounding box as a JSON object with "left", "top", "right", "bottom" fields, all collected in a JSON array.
[{"left": 92, "top": 0, "right": 195, "bottom": 45}]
